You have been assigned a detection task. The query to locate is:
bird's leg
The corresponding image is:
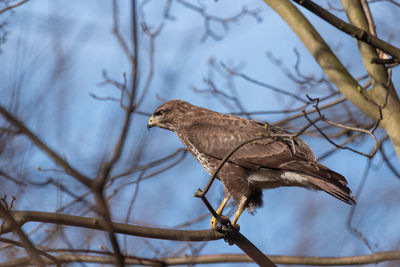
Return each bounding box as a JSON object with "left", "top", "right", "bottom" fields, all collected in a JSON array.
[
  {"left": 210, "top": 194, "right": 230, "bottom": 228},
  {"left": 231, "top": 197, "right": 247, "bottom": 226}
]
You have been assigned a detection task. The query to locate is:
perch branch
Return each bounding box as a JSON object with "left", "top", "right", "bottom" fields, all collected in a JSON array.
[{"left": 0, "top": 211, "right": 223, "bottom": 242}]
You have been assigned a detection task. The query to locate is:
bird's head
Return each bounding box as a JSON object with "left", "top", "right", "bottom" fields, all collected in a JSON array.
[{"left": 148, "top": 100, "right": 194, "bottom": 132}]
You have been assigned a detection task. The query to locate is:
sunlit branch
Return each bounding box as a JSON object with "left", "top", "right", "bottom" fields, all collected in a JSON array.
[{"left": 291, "top": 0, "right": 400, "bottom": 62}]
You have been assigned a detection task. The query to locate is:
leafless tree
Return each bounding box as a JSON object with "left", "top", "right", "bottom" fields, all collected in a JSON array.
[{"left": 1, "top": 0, "right": 400, "bottom": 266}]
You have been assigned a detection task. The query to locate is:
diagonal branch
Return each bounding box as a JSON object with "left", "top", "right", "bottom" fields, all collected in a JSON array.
[
  {"left": 263, "top": 0, "right": 400, "bottom": 162},
  {"left": 263, "top": 0, "right": 377, "bottom": 119},
  {"left": 0, "top": 204, "right": 45, "bottom": 267},
  {"left": 291, "top": 0, "right": 400, "bottom": 62},
  {"left": 307, "top": 96, "right": 379, "bottom": 158},
  {"left": 0, "top": 237, "right": 61, "bottom": 266},
  {"left": 0, "top": 0, "right": 30, "bottom": 15},
  {"left": 221, "top": 62, "right": 308, "bottom": 103},
  {"left": 275, "top": 96, "right": 346, "bottom": 126},
  {"left": 0, "top": 106, "right": 92, "bottom": 188}
]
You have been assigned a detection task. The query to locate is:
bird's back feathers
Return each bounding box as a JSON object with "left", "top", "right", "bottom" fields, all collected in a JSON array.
[{"left": 181, "top": 112, "right": 355, "bottom": 205}]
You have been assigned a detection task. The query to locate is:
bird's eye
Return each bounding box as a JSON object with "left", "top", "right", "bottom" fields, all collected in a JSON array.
[{"left": 154, "top": 110, "right": 164, "bottom": 117}]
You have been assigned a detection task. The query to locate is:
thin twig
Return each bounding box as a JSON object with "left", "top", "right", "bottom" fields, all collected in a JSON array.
[
  {"left": 136, "top": 1, "right": 165, "bottom": 107},
  {"left": 347, "top": 159, "right": 375, "bottom": 252},
  {"left": 177, "top": 1, "right": 262, "bottom": 41},
  {"left": 0, "top": 0, "right": 30, "bottom": 15},
  {"left": 302, "top": 110, "right": 374, "bottom": 158},
  {"left": 0, "top": 106, "right": 92, "bottom": 187},
  {"left": 109, "top": 148, "right": 187, "bottom": 182},
  {"left": 0, "top": 237, "right": 61, "bottom": 267},
  {"left": 275, "top": 96, "right": 346, "bottom": 125},
  {"left": 221, "top": 62, "right": 308, "bottom": 103},
  {"left": 112, "top": 0, "right": 134, "bottom": 62},
  {"left": 309, "top": 96, "right": 379, "bottom": 158}
]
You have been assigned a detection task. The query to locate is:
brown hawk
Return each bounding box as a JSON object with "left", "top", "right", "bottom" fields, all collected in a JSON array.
[{"left": 148, "top": 100, "right": 355, "bottom": 228}]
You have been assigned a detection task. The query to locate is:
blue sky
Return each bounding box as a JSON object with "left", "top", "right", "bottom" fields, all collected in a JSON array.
[{"left": 1, "top": 1, "right": 400, "bottom": 266}]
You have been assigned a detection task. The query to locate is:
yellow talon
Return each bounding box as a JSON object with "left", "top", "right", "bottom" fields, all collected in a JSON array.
[
  {"left": 210, "top": 216, "right": 218, "bottom": 228},
  {"left": 231, "top": 202, "right": 246, "bottom": 226},
  {"left": 210, "top": 194, "right": 230, "bottom": 229}
]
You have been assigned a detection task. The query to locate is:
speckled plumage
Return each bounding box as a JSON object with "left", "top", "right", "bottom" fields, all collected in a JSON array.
[{"left": 148, "top": 100, "right": 355, "bottom": 220}]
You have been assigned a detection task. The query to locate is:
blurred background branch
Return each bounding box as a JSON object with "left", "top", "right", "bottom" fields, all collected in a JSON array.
[{"left": 0, "top": 0, "right": 399, "bottom": 266}]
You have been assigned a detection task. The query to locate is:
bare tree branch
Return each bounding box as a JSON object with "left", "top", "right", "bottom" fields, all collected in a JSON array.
[
  {"left": 0, "top": 211, "right": 223, "bottom": 242},
  {"left": 177, "top": 0, "right": 262, "bottom": 41},
  {"left": 275, "top": 96, "right": 346, "bottom": 126},
  {"left": 291, "top": 0, "right": 400, "bottom": 62},
  {"left": 0, "top": 203, "right": 46, "bottom": 267},
  {"left": 3, "top": 250, "right": 400, "bottom": 266},
  {"left": 0, "top": 106, "right": 92, "bottom": 187},
  {"left": 263, "top": 0, "right": 400, "bottom": 162},
  {"left": 308, "top": 96, "right": 379, "bottom": 158},
  {"left": 0, "top": 237, "right": 61, "bottom": 267},
  {"left": 0, "top": 0, "right": 30, "bottom": 15},
  {"left": 221, "top": 62, "right": 308, "bottom": 103}
]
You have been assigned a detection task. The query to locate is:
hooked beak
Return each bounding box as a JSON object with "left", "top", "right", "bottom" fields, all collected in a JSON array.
[{"left": 147, "top": 116, "right": 156, "bottom": 130}]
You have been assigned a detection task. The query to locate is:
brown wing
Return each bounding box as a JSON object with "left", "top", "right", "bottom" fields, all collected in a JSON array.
[
  {"left": 182, "top": 114, "right": 315, "bottom": 170},
  {"left": 182, "top": 114, "right": 355, "bottom": 205}
]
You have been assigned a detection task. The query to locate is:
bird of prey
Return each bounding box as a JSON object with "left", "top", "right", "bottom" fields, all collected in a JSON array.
[{"left": 148, "top": 100, "right": 355, "bottom": 228}]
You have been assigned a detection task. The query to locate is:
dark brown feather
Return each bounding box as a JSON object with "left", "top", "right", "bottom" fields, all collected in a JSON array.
[{"left": 149, "top": 100, "right": 356, "bottom": 213}]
